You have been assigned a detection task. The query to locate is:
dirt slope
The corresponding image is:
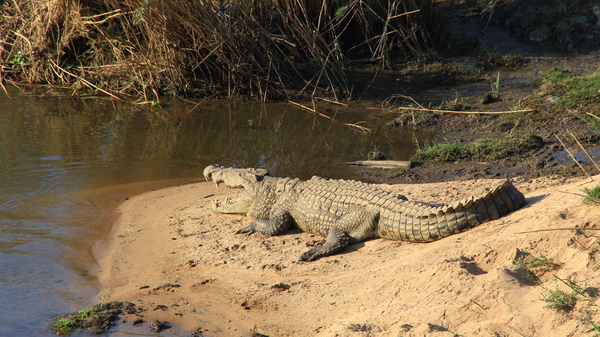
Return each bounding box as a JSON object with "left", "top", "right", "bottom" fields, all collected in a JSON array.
[{"left": 97, "top": 175, "right": 600, "bottom": 337}]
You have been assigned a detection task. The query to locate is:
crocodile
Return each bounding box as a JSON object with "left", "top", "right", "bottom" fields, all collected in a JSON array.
[{"left": 203, "top": 164, "right": 526, "bottom": 261}]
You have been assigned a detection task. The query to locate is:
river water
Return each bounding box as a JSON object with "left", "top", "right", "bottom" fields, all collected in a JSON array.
[{"left": 0, "top": 88, "right": 433, "bottom": 335}]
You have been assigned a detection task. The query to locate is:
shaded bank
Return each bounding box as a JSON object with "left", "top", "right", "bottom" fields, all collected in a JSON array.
[{"left": 0, "top": 0, "right": 436, "bottom": 100}]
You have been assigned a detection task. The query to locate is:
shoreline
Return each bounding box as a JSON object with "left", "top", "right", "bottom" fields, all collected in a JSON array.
[{"left": 96, "top": 175, "right": 600, "bottom": 336}]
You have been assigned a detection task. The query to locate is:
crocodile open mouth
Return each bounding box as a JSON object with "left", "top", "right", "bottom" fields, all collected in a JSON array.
[
  {"left": 203, "top": 164, "right": 268, "bottom": 214},
  {"left": 209, "top": 183, "right": 253, "bottom": 214},
  {"left": 211, "top": 195, "right": 233, "bottom": 209}
]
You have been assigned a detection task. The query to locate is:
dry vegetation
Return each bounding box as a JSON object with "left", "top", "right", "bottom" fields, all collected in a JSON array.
[{"left": 0, "top": 0, "right": 436, "bottom": 100}]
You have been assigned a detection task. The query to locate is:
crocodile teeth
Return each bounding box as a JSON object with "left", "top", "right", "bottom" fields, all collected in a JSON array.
[{"left": 215, "top": 182, "right": 220, "bottom": 189}]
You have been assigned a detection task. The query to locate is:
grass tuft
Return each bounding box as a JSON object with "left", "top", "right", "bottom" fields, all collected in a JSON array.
[
  {"left": 346, "top": 323, "right": 375, "bottom": 332},
  {"left": 53, "top": 306, "right": 109, "bottom": 334},
  {"left": 583, "top": 186, "right": 600, "bottom": 205},
  {"left": 520, "top": 68, "right": 600, "bottom": 129},
  {"left": 53, "top": 317, "right": 78, "bottom": 335},
  {"left": 541, "top": 275, "right": 596, "bottom": 312},
  {"left": 411, "top": 133, "right": 543, "bottom": 163},
  {"left": 477, "top": 48, "right": 525, "bottom": 68},
  {"left": 513, "top": 254, "right": 562, "bottom": 271},
  {"left": 541, "top": 287, "right": 578, "bottom": 311}
]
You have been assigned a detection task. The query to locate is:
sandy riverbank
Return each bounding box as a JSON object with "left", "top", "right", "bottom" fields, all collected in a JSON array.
[{"left": 96, "top": 174, "right": 600, "bottom": 337}]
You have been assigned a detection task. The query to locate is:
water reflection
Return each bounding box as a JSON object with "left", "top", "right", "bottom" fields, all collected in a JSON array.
[{"left": 0, "top": 89, "right": 433, "bottom": 335}]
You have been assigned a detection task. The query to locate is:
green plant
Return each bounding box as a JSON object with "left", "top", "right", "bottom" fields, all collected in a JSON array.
[
  {"left": 583, "top": 186, "right": 600, "bottom": 205},
  {"left": 531, "top": 68, "right": 570, "bottom": 87},
  {"left": 512, "top": 252, "right": 562, "bottom": 282},
  {"left": 588, "top": 320, "right": 600, "bottom": 337},
  {"left": 335, "top": 6, "right": 347, "bottom": 17},
  {"left": 133, "top": 0, "right": 148, "bottom": 25},
  {"left": 541, "top": 275, "right": 596, "bottom": 311},
  {"left": 170, "top": 214, "right": 185, "bottom": 236},
  {"left": 522, "top": 68, "right": 600, "bottom": 128},
  {"left": 513, "top": 254, "right": 562, "bottom": 271},
  {"left": 387, "top": 169, "right": 406, "bottom": 179},
  {"left": 477, "top": 48, "right": 524, "bottom": 68},
  {"left": 53, "top": 307, "right": 109, "bottom": 334},
  {"left": 411, "top": 133, "right": 543, "bottom": 163},
  {"left": 77, "top": 307, "right": 107, "bottom": 319},
  {"left": 53, "top": 317, "right": 77, "bottom": 334},
  {"left": 9, "top": 50, "right": 28, "bottom": 68},
  {"left": 346, "top": 323, "right": 374, "bottom": 332},
  {"left": 541, "top": 287, "right": 577, "bottom": 310},
  {"left": 411, "top": 142, "right": 466, "bottom": 162},
  {"left": 491, "top": 71, "right": 501, "bottom": 95},
  {"left": 555, "top": 275, "right": 589, "bottom": 299}
]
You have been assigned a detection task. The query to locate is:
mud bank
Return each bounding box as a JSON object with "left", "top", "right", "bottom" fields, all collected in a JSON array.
[{"left": 97, "top": 174, "right": 600, "bottom": 336}]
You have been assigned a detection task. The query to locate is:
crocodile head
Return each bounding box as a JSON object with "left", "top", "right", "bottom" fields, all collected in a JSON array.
[{"left": 203, "top": 164, "right": 270, "bottom": 214}]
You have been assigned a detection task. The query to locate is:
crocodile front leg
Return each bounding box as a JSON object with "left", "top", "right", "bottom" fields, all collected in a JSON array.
[{"left": 236, "top": 209, "right": 292, "bottom": 236}]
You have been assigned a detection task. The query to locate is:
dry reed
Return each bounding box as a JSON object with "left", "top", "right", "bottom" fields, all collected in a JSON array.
[{"left": 0, "top": 0, "right": 435, "bottom": 100}]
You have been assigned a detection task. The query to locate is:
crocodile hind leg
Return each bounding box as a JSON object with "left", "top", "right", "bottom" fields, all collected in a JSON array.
[
  {"left": 236, "top": 209, "right": 292, "bottom": 236},
  {"left": 300, "top": 209, "right": 379, "bottom": 261},
  {"left": 301, "top": 227, "right": 350, "bottom": 261}
]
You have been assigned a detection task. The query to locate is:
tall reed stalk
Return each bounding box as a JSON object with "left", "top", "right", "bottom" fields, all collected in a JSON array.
[{"left": 0, "top": 0, "right": 435, "bottom": 100}]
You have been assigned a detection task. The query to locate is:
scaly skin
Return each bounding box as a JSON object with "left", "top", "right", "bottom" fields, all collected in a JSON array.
[{"left": 203, "top": 164, "right": 526, "bottom": 261}]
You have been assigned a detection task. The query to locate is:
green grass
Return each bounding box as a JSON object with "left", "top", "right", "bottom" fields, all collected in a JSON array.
[
  {"left": 583, "top": 186, "right": 600, "bottom": 205},
  {"left": 513, "top": 254, "right": 562, "bottom": 271},
  {"left": 412, "top": 142, "right": 466, "bottom": 162},
  {"left": 541, "top": 287, "right": 577, "bottom": 310},
  {"left": 53, "top": 317, "right": 78, "bottom": 335},
  {"left": 589, "top": 320, "right": 600, "bottom": 337},
  {"left": 512, "top": 252, "right": 562, "bottom": 282},
  {"left": 532, "top": 68, "right": 571, "bottom": 87},
  {"left": 77, "top": 307, "right": 106, "bottom": 319},
  {"left": 477, "top": 48, "right": 525, "bottom": 68},
  {"left": 170, "top": 215, "right": 185, "bottom": 236},
  {"left": 53, "top": 307, "right": 109, "bottom": 334},
  {"left": 411, "top": 133, "right": 543, "bottom": 162},
  {"left": 522, "top": 68, "right": 600, "bottom": 128},
  {"left": 541, "top": 275, "right": 595, "bottom": 312}
]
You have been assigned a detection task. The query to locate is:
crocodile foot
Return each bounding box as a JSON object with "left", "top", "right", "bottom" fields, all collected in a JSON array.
[
  {"left": 235, "top": 224, "right": 256, "bottom": 234},
  {"left": 300, "top": 228, "right": 350, "bottom": 261}
]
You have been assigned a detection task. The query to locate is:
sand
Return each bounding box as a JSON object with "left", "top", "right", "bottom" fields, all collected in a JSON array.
[{"left": 96, "top": 174, "right": 600, "bottom": 337}]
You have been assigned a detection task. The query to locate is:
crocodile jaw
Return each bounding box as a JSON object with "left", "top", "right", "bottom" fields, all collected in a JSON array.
[
  {"left": 203, "top": 164, "right": 269, "bottom": 214},
  {"left": 211, "top": 192, "right": 253, "bottom": 214}
]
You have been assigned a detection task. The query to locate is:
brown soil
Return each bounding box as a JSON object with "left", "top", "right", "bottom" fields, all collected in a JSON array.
[
  {"left": 354, "top": 1, "right": 600, "bottom": 185},
  {"left": 96, "top": 175, "right": 600, "bottom": 336}
]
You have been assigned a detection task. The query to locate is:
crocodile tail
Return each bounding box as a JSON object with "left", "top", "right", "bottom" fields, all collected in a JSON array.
[{"left": 408, "top": 180, "right": 526, "bottom": 242}]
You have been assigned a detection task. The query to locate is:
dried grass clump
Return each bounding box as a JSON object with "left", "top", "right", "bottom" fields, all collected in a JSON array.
[{"left": 0, "top": 0, "right": 434, "bottom": 100}]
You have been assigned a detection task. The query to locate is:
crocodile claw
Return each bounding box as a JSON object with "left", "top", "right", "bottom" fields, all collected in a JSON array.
[
  {"left": 300, "top": 248, "right": 323, "bottom": 262},
  {"left": 235, "top": 224, "right": 256, "bottom": 235}
]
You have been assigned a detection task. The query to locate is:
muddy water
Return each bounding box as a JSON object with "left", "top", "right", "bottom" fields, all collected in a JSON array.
[{"left": 0, "top": 89, "right": 433, "bottom": 335}]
